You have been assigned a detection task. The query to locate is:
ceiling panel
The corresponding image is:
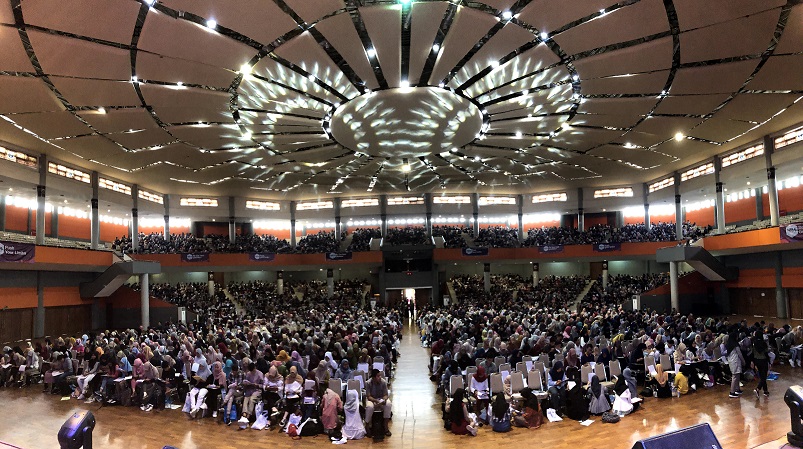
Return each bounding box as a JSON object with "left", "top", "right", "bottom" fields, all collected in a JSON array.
[
  {"left": 579, "top": 70, "right": 669, "bottom": 95},
  {"left": 430, "top": 6, "right": 498, "bottom": 84},
  {"left": 282, "top": 0, "right": 345, "bottom": 24},
  {"left": 22, "top": 0, "right": 139, "bottom": 44},
  {"left": 10, "top": 111, "right": 90, "bottom": 139},
  {"left": 517, "top": 0, "right": 620, "bottom": 34},
  {"left": 679, "top": 9, "right": 780, "bottom": 64},
  {"left": 408, "top": 2, "right": 449, "bottom": 86},
  {"left": 109, "top": 128, "right": 176, "bottom": 150},
  {"left": 653, "top": 94, "right": 730, "bottom": 115},
  {"left": 673, "top": 0, "right": 786, "bottom": 31},
  {"left": 747, "top": 55, "right": 803, "bottom": 91},
  {"left": 51, "top": 77, "right": 141, "bottom": 108},
  {"left": 316, "top": 12, "right": 380, "bottom": 89},
  {"left": 588, "top": 145, "right": 676, "bottom": 169},
  {"left": 136, "top": 53, "right": 235, "bottom": 89},
  {"left": 573, "top": 36, "right": 672, "bottom": 79},
  {"left": 27, "top": 30, "right": 131, "bottom": 80},
  {"left": 360, "top": 5, "right": 403, "bottom": 87},
  {"left": 451, "top": 23, "right": 536, "bottom": 87},
  {"left": 669, "top": 60, "right": 759, "bottom": 95},
  {"left": 77, "top": 108, "right": 160, "bottom": 133},
  {"left": 687, "top": 117, "right": 757, "bottom": 142},
  {"left": 0, "top": 77, "right": 63, "bottom": 113},
  {"left": 0, "top": 27, "right": 36, "bottom": 73},
  {"left": 273, "top": 31, "right": 360, "bottom": 98}
]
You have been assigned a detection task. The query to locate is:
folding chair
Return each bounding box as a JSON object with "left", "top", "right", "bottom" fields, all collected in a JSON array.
[
  {"left": 516, "top": 362, "right": 527, "bottom": 373},
  {"left": 528, "top": 369, "right": 544, "bottom": 392},
  {"left": 476, "top": 358, "right": 486, "bottom": 368},
  {"left": 347, "top": 379, "right": 363, "bottom": 404},
  {"left": 510, "top": 372, "right": 525, "bottom": 395},
  {"left": 449, "top": 375, "right": 464, "bottom": 397},
  {"left": 660, "top": 354, "right": 672, "bottom": 371},
  {"left": 353, "top": 370, "right": 366, "bottom": 385},
  {"left": 554, "top": 353, "right": 564, "bottom": 365},
  {"left": 535, "top": 361, "right": 547, "bottom": 378},
  {"left": 466, "top": 373, "right": 475, "bottom": 395},
  {"left": 609, "top": 360, "right": 621, "bottom": 379},
  {"left": 490, "top": 373, "right": 504, "bottom": 396},
  {"left": 596, "top": 363, "right": 614, "bottom": 389},
  {"left": 499, "top": 363, "right": 511, "bottom": 374},
  {"left": 465, "top": 366, "right": 477, "bottom": 378},
  {"left": 522, "top": 355, "right": 533, "bottom": 364},
  {"left": 494, "top": 356, "right": 506, "bottom": 367},
  {"left": 329, "top": 378, "right": 343, "bottom": 399},
  {"left": 775, "top": 337, "right": 790, "bottom": 365},
  {"left": 540, "top": 354, "right": 550, "bottom": 367},
  {"left": 581, "top": 364, "right": 593, "bottom": 385}
]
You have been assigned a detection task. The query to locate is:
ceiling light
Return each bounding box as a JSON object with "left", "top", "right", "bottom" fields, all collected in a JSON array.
[
  {"left": 401, "top": 160, "right": 411, "bottom": 173},
  {"left": 399, "top": 80, "right": 410, "bottom": 88},
  {"left": 239, "top": 64, "right": 252, "bottom": 75},
  {"left": 572, "top": 74, "right": 579, "bottom": 82},
  {"left": 400, "top": 0, "right": 411, "bottom": 4},
  {"left": 451, "top": 147, "right": 458, "bottom": 152},
  {"left": 242, "top": 131, "right": 252, "bottom": 139},
  {"left": 490, "top": 61, "right": 500, "bottom": 69},
  {"left": 366, "top": 47, "right": 376, "bottom": 58},
  {"left": 176, "top": 81, "right": 183, "bottom": 86},
  {"left": 130, "top": 76, "right": 138, "bottom": 83},
  {"left": 674, "top": 132, "right": 685, "bottom": 142},
  {"left": 515, "top": 131, "right": 522, "bottom": 138},
  {"left": 144, "top": 0, "right": 155, "bottom": 5},
  {"left": 97, "top": 107, "right": 106, "bottom": 114},
  {"left": 474, "top": 156, "right": 481, "bottom": 162},
  {"left": 308, "top": 75, "right": 316, "bottom": 83},
  {"left": 561, "top": 122, "right": 571, "bottom": 129},
  {"left": 502, "top": 10, "right": 512, "bottom": 20},
  {"left": 206, "top": 19, "right": 217, "bottom": 29},
  {"left": 540, "top": 31, "right": 549, "bottom": 40},
  {"left": 438, "top": 82, "right": 445, "bottom": 88},
  {"left": 746, "top": 181, "right": 751, "bottom": 185},
  {"left": 432, "top": 44, "right": 439, "bottom": 52}
]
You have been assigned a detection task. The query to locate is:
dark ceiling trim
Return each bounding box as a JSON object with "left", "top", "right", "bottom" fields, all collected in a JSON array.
[
  {"left": 417, "top": 0, "right": 459, "bottom": 87},
  {"left": 345, "top": 0, "right": 389, "bottom": 90}
]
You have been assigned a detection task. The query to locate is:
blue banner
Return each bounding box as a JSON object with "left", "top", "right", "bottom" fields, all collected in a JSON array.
[
  {"left": 781, "top": 222, "right": 803, "bottom": 243},
  {"left": 0, "top": 240, "right": 35, "bottom": 263},
  {"left": 461, "top": 247, "right": 489, "bottom": 256},
  {"left": 538, "top": 245, "right": 564, "bottom": 254},
  {"left": 249, "top": 252, "right": 276, "bottom": 262},
  {"left": 180, "top": 253, "right": 209, "bottom": 262},
  {"left": 593, "top": 243, "right": 621, "bottom": 252},
  {"left": 326, "top": 251, "right": 353, "bottom": 261}
]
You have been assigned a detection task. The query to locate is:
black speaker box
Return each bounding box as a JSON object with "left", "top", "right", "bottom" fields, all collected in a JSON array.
[{"left": 631, "top": 424, "right": 722, "bottom": 449}]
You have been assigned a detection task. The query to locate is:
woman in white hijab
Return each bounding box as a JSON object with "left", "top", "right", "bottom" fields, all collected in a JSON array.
[
  {"left": 342, "top": 389, "right": 366, "bottom": 440},
  {"left": 324, "top": 351, "right": 338, "bottom": 374}
]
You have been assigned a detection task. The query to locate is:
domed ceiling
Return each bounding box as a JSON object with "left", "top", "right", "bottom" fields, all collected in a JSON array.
[{"left": 0, "top": 0, "right": 801, "bottom": 199}]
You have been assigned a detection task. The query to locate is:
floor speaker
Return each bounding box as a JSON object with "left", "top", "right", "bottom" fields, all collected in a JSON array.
[{"left": 631, "top": 423, "right": 722, "bottom": 449}]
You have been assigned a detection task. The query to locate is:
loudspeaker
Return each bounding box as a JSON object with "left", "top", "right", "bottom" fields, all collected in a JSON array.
[{"left": 631, "top": 424, "right": 722, "bottom": 449}]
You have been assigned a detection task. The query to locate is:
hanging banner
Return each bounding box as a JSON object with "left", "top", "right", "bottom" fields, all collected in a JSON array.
[
  {"left": 593, "top": 243, "right": 621, "bottom": 252},
  {"left": 181, "top": 253, "right": 210, "bottom": 262},
  {"left": 248, "top": 252, "right": 276, "bottom": 262},
  {"left": 326, "top": 251, "right": 353, "bottom": 261},
  {"left": 461, "top": 247, "right": 489, "bottom": 256},
  {"left": 0, "top": 240, "right": 35, "bottom": 263},
  {"left": 780, "top": 222, "right": 803, "bottom": 243},
  {"left": 538, "top": 245, "right": 564, "bottom": 254}
]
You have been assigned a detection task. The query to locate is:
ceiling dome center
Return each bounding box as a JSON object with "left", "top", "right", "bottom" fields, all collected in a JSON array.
[{"left": 328, "top": 87, "right": 483, "bottom": 158}]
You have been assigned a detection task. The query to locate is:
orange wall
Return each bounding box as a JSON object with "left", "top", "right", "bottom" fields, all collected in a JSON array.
[
  {"left": 5, "top": 206, "right": 29, "bottom": 233},
  {"left": 686, "top": 207, "right": 715, "bottom": 227},
  {"left": 100, "top": 221, "right": 129, "bottom": 242},
  {"left": 725, "top": 196, "right": 757, "bottom": 224},
  {"left": 0, "top": 286, "right": 85, "bottom": 310},
  {"left": 779, "top": 184, "right": 803, "bottom": 215},
  {"left": 132, "top": 251, "right": 383, "bottom": 267},
  {"left": 59, "top": 214, "right": 90, "bottom": 240},
  {"left": 524, "top": 220, "right": 561, "bottom": 230}
]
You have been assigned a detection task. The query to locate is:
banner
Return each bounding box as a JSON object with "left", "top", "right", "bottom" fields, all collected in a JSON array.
[
  {"left": 248, "top": 252, "right": 276, "bottom": 262},
  {"left": 325, "top": 251, "right": 353, "bottom": 261},
  {"left": 538, "top": 245, "right": 564, "bottom": 254},
  {"left": 0, "top": 240, "right": 35, "bottom": 263},
  {"left": 181, "top": 253, "right": 210, "bottom": 262},
  {"left": 461, "top": 247, "right": 489, "bottom": 256},
  {"left": 593, "top": 242, "right": 621, "bottom": 252},
  {"left": 781, "top": 222, "right": 803, "bottom": 243}
]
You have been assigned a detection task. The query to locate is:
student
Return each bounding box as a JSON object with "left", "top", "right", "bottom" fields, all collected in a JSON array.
[
  {"left": 652, "top": 364, "right": 672, "bottom": 398},
  {"left": 365, "top": 369, "right": 392, "bottom": 437},
  {"left": 752, "top": 329, "right": 770, "bottom": 397},
  {"left": 449, "top": 388, "right": 477, "bottom": 436},
  {"left": 725, "top": 333, "right": 745, "bottom": 398},
  {"left": 673, "top": 368, "right": 689, "bottom": 395},
  {"left": 588, "top": 374, "right": 610, "bottom": 414},
  {"left": 490, "top": 393, "right": 511, "bottom": 432},
  {"left": 547, "top": 361, "right": 567, "bottom": 414},
  {"left": 321, "top": 387, "right": 343, "bottom": 437},
  {"left": 342, "top": 389, "right": 366, "bottom": 440},
  {"left": 471, "top": 365, "right": 490, "bottom": 423},
  {"left": 521, "top": 389, "right": 543, "bottom": 429}
]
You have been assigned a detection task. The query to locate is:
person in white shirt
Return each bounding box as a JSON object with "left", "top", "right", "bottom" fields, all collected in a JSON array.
[{"left": 471, "top": 365, "right": 490, "bottom": 423}]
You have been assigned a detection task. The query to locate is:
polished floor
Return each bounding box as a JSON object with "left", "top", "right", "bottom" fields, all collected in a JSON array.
[{"left": 1, "top": 320, "right": 801, "bottom": 449}]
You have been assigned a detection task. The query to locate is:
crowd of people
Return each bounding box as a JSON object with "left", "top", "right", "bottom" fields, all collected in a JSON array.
[
  {"left": 474, "top": 226, "right": 520, "bottom": 248},
  {"left": 346, "top": 228, "right": 381, "bottom": 252},
  {"left": 227, "top": 279, "right": 369, "bottom": 318},
  {"left": 384, "top": 227, "right": 430, "bottom": 246},
  {"left": 578, "top": 274, "right": 671, "bottom": 315},
  {"left": 1, "top": 278, "right": 404, "bottom": 442},
  {"left": 113, "top": 231, "right": 340, "bottom": 255},
  {"left": 433, "top": 225, "right": 470, "bottom": 248},
  {"left": 522, "top": 222, "right": 712, "bottom": 247}
]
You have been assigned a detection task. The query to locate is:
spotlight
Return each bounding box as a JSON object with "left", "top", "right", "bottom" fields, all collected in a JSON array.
[
  {"left": 399, "top": 80, "right": 410, "bottom": 88},
  {"left": 401, "top": 158, "right": 411, "bottom": 172},
  {"left": 366, "top": 47, "right": 376, "bottom": 58}
]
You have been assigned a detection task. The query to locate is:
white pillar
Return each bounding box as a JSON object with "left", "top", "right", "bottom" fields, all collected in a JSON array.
[
  {"left": 277, "top": 271, "right": 284, "bottom": 295},
  {"left": 326, "top": 269, "right": 334, "bottom": 298},
  {"left": 669, "top": 261, "right": 679, "bottom": 312},
  {"left": 483, "top": 263, "right": 491, "bottom": 292},
  {"left": 532, "top": 263, "right": 539, "bottom": 287},
  {"left": 36, "top": 156, "right": 47, "bottom": 245},
  {"left": 714, "top": 157, "right": 725, "bottom": 233},
  {"left": 90, "top": 172, "right": 100, "bottom": 249},
  {"left": 207, "top": 272, "right": 215, "bottom": 297},
  {"left": 140, "top": 273, "right": 150, "bottom": 329},
  {"left": 602, "top": 261, "right": 609, "bottom": 290}
]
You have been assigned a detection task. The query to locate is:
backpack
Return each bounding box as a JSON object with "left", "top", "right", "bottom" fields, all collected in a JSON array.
[{"left": 299, "top": 418, "right": 323, "bottom": 436}]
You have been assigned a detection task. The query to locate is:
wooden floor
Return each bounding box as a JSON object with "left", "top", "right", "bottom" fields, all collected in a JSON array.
[{"left": 1, "top": 318, "right": 801, "bottom": 449}]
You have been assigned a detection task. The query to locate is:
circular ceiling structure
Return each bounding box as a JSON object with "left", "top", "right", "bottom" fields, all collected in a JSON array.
[
  {"left": 328, "top": 87, "right": 484, "bottom": 158},
  {"left": 0, "top": 0, "right": 799, "bottom": 199}
]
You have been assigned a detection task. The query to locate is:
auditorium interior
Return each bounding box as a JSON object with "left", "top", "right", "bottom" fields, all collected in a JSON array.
[{"left": 1, "top": 0, "right": 803, "bottom": 448}]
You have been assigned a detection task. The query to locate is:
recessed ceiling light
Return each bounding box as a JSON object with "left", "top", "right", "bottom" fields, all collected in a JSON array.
[
  {"left": 572, "top": 74, "right": 579, "bottom": 82},
  {"left": 432, "top": 44, "right": 439, "bottom": 52},
  {"left": 366, "top": 47, "right": 376, "bottom": 58},
  {"left": 451, "top": 147, "right": 458, "bottom": 152},
  {"left": 561, "top": 122, "right": 571, "bottom": 129},
  {"left": 502, "top": 10, "right": 512, "bottom": 20},
  {"left": 130, "top": 76, "right": 138, "bottom": 83},
  {"left": 746, "top": 181, "right": 751, "bottom": 185},
  {"left": 490, "top": 61, "right": 500, "bottom": 69},
  {"left": 308, "top": 75, "right": 316, "bottom": 83},
  {"left": 438, "top": 82, "right": 445, "bottom": 88},
  {"left": 97, "top": 107, "right": 106, "bottom": 114},
  {"left": 674, "top": 132, "right": 685, "bottom": 141},
  {"left": 239, "top": 64, "right": 251, "bottom": 75},
  {"left": 144, "top": 0, "right": 155, "bottom": 5},
  {"left": 206, "top": 19, "right": 217, "bottom": 29},
  {"left": 515, "top": 131, "right": 522, "bottom": 138},
  {"left": 399, "top": 80, "right": 410, "bottom": 88},
  {"left": 176, "top": 81, "right": 183, "bottom": 86},
  {"left": 540, "top": 31, "right": 548, "bottom": 40},
  {"left": 474, "top": 156, "right": 481, "bottom": 162},
  {"left": 402, "top": 164, "right": 411, "bottom": 173}
]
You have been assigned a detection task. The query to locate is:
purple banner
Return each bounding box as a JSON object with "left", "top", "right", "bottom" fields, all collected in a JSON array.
[
  {"left": 181, "top": 253, "right": 210, "bottom": 262},
  {"left": 538, "top": 245, "right": 564, "bottom": 254},
  {"left": 0, "top": 240, "right": 35, "bottom": 263},
  {"left": 248, "top": 252, "right": 276, "bottom": 262},
  {"left": 461, "top": 247, "right": 489, "bottom": 256},
  {"left": 325, "top": 251, "right": 353, "bottom": 261},
  {"left": 781, "top": 222, "right": 803, "bottom": 243},
  {"left": 593, "top": 242, "right": 621, "bottom": 252}
]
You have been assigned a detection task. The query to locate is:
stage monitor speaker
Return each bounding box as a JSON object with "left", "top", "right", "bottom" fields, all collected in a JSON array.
[{"left": 631, "top": 423, "right": 722, "bottom": 449}]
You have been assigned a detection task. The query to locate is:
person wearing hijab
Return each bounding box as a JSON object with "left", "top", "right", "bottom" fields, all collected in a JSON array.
[
  {"left": 726, "top": 332, "right": 745, "bottom": 398},
  {"left": 449, "top": 388, "right": 477, "bottom": 436},
  {"left": 324, "top": 351, "right": 338, "bottom": 373},
  {"left": 139, "top": 361, "right": 160, "bottom": 412},
  {"left": 186, "top": 371, "right": 209, "bottom": 419},
  {"left": 193, "top": 348, "right": 212, "bottom": 381},
  {"left": 263, "top": 365, "right": 284, "bottom": 427},
  {"left": 334, "top": 359, "right": 353, "bottom": 381},
  {"left": 343, "top": 389, "right": 366, "bottom": 440},
  {"left": 471, "top": 365, "right": 490, "bottom": 423},
  {"left": 276, "top": 350, "right": 291, "bottom": 363},
  {"left": 131, "top": 358, "right": 145, "bottom": 396},
  {"left": 565, "top": 347, "right": 579, "bottom": 368},
  {"left": 313, "top": 360, "right": 331, "bottom": 396},
  {"left": 652, "top": 364, "right": 672, "bottom": 398},
  {"left": 491, "top": 392, "right": 512, "bottom": 432},
  {"left": 547, "top": 360, "right": 567, "bottom": 414},
  {"left": 588, "top": 374, "right": 610, "bottom": 414},
  {"left": 321, "top": 387, "right": 343, "bottom": 437},
  {"left": 281, "top": 365, "right": 303, "bottom": 427},
  {"left": 752, "top": 329, "right": 770, "bottom": 397},
  {"left": 521, "top": 388, "right": 543, "bottom": 429},
  {"left": 239, "top": 361, "right": 264, "bottom": 424},
  {"left": 222, "top": 364, "right": 245, "bottom": 426}
]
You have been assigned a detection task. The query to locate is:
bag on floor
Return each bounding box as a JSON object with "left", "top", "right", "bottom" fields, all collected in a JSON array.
[
  {"left": 252, "top": 411, "right": 270, "bottom": 430},
  {"left": 299, "top": 417, "right": 323, "bottom": 436},
  {"left": 602, "top": 412, "right": 620, "bottom": 423}
]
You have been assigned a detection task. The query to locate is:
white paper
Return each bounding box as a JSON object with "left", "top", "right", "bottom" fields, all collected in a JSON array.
[
  {"left": 0, "top": 364, "right": 10, "bottom": 369},
  {"left": 647, "top": 365, "right": 657, "bottom": 376},
  {"left": 19, "top": 365, "right": 26, "bottom": 372},
  {"left": 500, "top": 370, "right": 510, "bottom": 382},
  {"left": 372, "top": 362, "right": 384, "bottom": 371},
  {"left": 567, "top": 381, "right": 576, "bottom": 390},
  {"left": 589, "top": 362, "right": 596, "bottom": 370},
  {"left": 191, "top": 363, "right": 200, "bottom": 373},
  {"left": 631, "top": 397, "right": 643, "bottom": 403},
  {"left": 675, "top": 363, "right": 681, "bottom": 373},
  {"left": 525, "top": 361, "right": 533, "bottom": 372},
  {"left": 580, "top": 419, "right": 595, "bottom": 426},
  {"left": 357, "top": 363, "right": 369, "bottom": 373},
  {"left": 303, "top": 397, "right": 315, "bottom": 404}
]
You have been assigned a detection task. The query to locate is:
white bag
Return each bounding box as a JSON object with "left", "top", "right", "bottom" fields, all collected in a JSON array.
[
  {"left": 251, "top": 411, "right": 270, "bottom": 430},
  {"left": 612, "top": 390, "right": 633, "bottom": 416}
]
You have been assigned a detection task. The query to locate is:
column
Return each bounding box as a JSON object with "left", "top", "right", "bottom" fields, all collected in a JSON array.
[
  {"left": 471, "top": 193, "right": 479, "bottom": 236},
  {"left": 228, "top": 196, "right": 236, "bottom": 242},
  {"left": 577, "top": 187, "right": 584, "bottom": 232},
  {"left": 140, "top": 273, "right": 150, "bottom": 329},
  {"left": 517, "top": 194, "right": 524, "bottom": 243},
  {"left": 714, "top": 157, "right": 726, "bottom": 234},
  {"left": 424, "top": 193, "right": 432, "bottom": 238},
  {"left": 776, "top": 252, "right": 788, "bottom": 318},
  {"left": 35, "top": 271, "right": 45, "bottom": 338},
  {"left": 0, "top": 194, "right": 5, "bottom": 231},
  {"left": 532, "top": 262, "right": 539, "bottom": 287},
  {"left": 483, "top": 263, "right": 491, "bottom": 292},
  {"left": 36, "top": 155, "right": 47, "bottom": 245},
  {"left": 290, "top": 201, "right": 297, "bottom": 247},
  {"left": 277, "top": 270, "right": 284, "bottom": 295},
  {"left": 674, "top": 172, "right": 683, "bottom": 240},
  {"left": 755, "top": 188, "right": 764, "bottom": 221},
  {"left": 334, "top": 197, "right": 342, "bottom": 237},
  {"left": 163, "top": 194, "right": 170, "bottom": 241},
  {"left": 764, "top": 135, "right": 780, "bottom": 227},
  {"left": 326, "top": 268, "right": 334, "bottom": 298},
  {"left": 50, "top": 208, "right": 58, "bottom": 238},
  {"left": 379, "top": 194, "right": 388, "bottom": 237},
  {"left": 642, "top": 183, "right": 650, "bottom": 227},
  {"left": 602, "top": 261, "right": 609, "bottom": 290},
  {"left": 207, "top": 272, "right": 215, "bottom": 297},
  {"left": 669, "top": 261, "right": 679, "bottom": 312},
  {"left": 131, "top": 184, "right": 139, "bottom": 251},
  {"left": 90, "top": 172, "right": 100, "bottom": 249}
]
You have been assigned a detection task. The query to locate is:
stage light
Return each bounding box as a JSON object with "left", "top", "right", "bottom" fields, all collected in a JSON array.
[
  {"left": 58, "top": 411, "right": 95, "bottom": 449},
  {"left": 432, "top": 44, "right": 439, "bottom": 52}
]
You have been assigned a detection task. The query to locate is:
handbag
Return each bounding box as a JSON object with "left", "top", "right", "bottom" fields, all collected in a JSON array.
[{"left": 602, "top": 411, "right": 620, "bottom": 423}]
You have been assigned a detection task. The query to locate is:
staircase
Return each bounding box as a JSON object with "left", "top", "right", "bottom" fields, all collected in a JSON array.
[
  {"left": 570, "top": 279, "right": 596, "bottom": 313},
  {"left": 222, "top": 288, "right": 245, "bottom": 316},
  {"left": 446, "top": 281, "right": 457, "bottom": 305},
  {"left": 339, "top": 233, "right": 353, "bottom": 251},
  {"left": 462, "top": 232, "right": 475, "bottom": 247},
  {"left": 79, "top": 260, "right": 160, "bottom": 298},
  {"left": 656, "top": 245, "right": 737, "bottom": 281}
]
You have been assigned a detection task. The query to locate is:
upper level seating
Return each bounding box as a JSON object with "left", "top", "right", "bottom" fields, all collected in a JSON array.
[
  {"left": 346, "top": 228, "right": 382, "bottom": 252},
  {"left": 385, "top": 226, "right": 429, "bottom": 246},
  {"left": 432, "top": 225, "right": 470, "bottom": 248}
]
